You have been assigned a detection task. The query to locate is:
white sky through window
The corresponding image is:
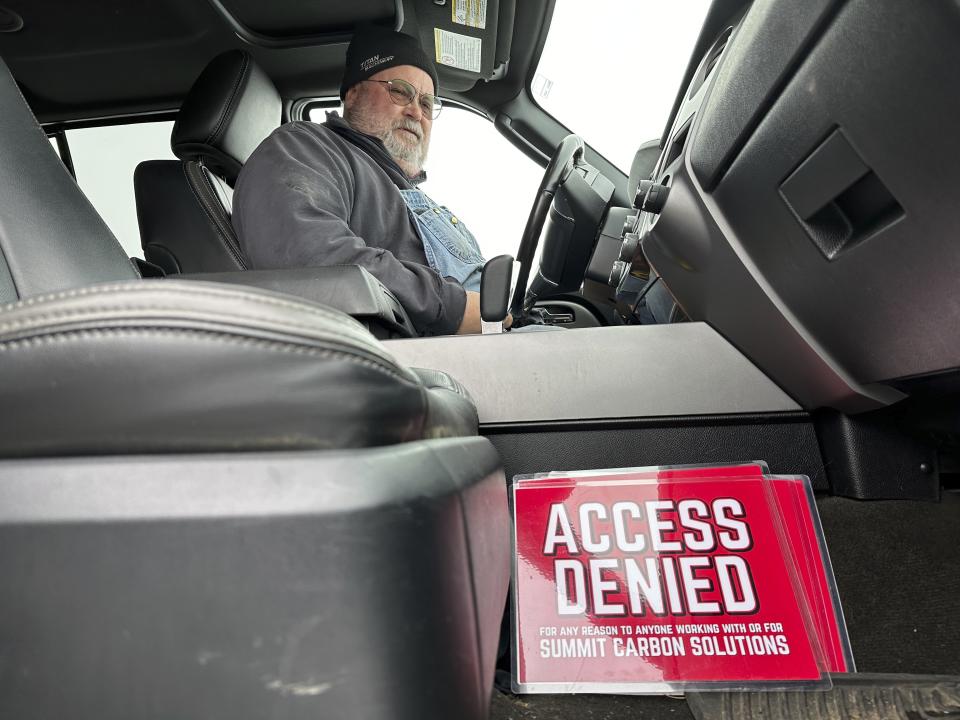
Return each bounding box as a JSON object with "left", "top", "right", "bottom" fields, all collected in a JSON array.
[{"left": 534, "top": 0, "right": 712, "bottom": 171}]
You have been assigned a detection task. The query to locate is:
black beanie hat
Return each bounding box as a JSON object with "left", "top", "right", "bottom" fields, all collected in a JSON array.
[{"left": 340, "top": 26, "right": 439, "bottom": 99}]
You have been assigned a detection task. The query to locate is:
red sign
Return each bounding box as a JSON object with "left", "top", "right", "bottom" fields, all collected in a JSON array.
[
  {"left": 512, "top": 469, "right": 843, "bottom": 691},
  {"left": 770, "top": 477, "right": 850, "bottom": 673}
]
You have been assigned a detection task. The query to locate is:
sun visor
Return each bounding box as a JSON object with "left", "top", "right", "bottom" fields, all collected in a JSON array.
[
  {"left": 208, "top": 0, "right": 402, "bottom": 46},
  {"left": 407, "top": 0, "right": 515, "bottom": 92}
]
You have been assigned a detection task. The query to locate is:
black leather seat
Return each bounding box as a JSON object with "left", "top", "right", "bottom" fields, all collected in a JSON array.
[
  {"left": 133, "top": 51, "right": 423, "bottom": 343},
  {"left": 0, "top": 280, "right": 478, "bottom": 457},
  {"left": 0, "top": 52, "right": 507, "bottom": 720},
  {"left": 135, "top": 50, "right": 280, "bottom": 274},
  {"left": 0, "top": 52, "right": 477, "bottom": 448}
]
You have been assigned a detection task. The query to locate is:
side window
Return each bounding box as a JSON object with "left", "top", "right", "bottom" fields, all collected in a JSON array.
[
  {"left": 308, "top": 105, "right": 543, "bottom": 261},
  {"left": 418, "top": 107, "right": 543, "bottom": 261},
  {"left": 534, "top": 0, "right": 710, "bottom": 172},
  {"left": 65, "top": 121, "right": 176, "bottom": 259}
]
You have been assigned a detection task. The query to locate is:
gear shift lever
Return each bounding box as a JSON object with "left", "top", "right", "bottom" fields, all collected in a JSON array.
[{"left": 480, "top": 254, "right": 514, "bottom": 334}]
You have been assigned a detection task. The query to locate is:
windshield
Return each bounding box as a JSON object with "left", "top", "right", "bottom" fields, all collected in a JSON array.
[{"left": 533, "top": 0, "right": 712, "bottom": 171}]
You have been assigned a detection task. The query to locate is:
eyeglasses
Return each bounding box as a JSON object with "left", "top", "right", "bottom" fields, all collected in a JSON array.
[{"left": 361, "top": 78, "right": 442, "bottom": 119}]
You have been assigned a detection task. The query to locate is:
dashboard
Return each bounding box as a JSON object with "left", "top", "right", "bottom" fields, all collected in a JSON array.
[{"left": 606, "top": 0, "right": 960, "bottom": 414}]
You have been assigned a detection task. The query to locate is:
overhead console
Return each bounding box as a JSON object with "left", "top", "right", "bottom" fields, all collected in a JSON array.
[{"left": 635, "top": 0, "right": 960, "bottom": 413}]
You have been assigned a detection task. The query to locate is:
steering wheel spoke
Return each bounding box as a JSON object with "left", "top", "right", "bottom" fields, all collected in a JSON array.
[{"left": 509, "top": 134, "right": 585, "bottom": 318}]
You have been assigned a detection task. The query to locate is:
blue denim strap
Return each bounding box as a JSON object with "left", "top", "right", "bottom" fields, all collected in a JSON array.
[{"left": 399, "top": 189, "right": 485, "bottom": 291}]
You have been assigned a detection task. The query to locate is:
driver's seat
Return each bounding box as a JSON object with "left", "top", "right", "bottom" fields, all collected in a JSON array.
[{"left": 135, "top": 50, "right": 280, "bottom": 274}]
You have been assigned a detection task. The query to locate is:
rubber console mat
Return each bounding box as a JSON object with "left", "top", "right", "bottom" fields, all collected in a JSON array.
[{"left": 686, "top": 674, "right": 960, "bottom": 720}]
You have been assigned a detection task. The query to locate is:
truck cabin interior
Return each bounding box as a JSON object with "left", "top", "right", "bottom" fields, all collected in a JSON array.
[{"left": 0, "top": 0, "right": 958, "bottom": 718}]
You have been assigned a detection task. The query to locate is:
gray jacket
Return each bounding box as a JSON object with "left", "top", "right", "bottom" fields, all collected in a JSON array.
[{"left": 232, "top": 116, "right": 467, "bottom": 335}]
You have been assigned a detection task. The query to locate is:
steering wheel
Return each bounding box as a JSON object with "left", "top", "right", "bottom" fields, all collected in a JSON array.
[{"left": 509, "top": 134, "right": 586, "bottom": 319}]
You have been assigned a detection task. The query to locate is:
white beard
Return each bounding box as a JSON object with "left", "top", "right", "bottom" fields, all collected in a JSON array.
[
  {"left": 344, "top": 104, "right": 429, "bottom": 177},
  {"left": 379, "top": 118, "right": 430, "bottom": 176}
]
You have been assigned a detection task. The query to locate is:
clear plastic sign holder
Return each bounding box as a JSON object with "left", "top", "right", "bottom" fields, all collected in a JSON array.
[{"left": 510, "top": 463, "right": 852, "bottom": 694}]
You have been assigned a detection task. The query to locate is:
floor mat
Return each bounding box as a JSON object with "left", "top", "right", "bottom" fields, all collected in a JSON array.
[{"left": 817, "top": 493, "right": 960, "bottom": 675}]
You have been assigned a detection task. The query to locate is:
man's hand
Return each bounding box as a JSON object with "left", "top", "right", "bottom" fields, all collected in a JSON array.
[
  {"left": 457, "top": 291, "right": 514, "bottom": 334},
  {"left": 457, "top": 290, "right": 482, "bottom": 334}
]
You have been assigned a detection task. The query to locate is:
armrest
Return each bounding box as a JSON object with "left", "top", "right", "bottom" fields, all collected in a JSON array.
[{"left": 180, "top": 266, "right": 416, "bottom": 338}]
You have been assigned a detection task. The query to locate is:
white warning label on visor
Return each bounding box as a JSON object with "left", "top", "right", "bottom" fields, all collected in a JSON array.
[
  {"left": 452, "top": 0, "right": 487, "bottom": 29},
  {"left": 434, "top": 28, "right": 482, "bottom": 73}
]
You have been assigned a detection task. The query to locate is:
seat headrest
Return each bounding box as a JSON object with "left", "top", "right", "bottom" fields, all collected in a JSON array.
[{"left": 171, "top": 50, "right": 282, "bottom": 184}]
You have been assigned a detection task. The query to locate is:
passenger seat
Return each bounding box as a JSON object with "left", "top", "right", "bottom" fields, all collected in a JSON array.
[
  {"left": 135, "top": 50, "right": 280, "bottom": 274},
  {"left": 0, "top": 52, "right": 508, "bottom": 720}
]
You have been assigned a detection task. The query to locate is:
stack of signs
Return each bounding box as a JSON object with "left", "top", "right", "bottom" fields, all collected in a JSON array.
[{"left": 511, "top": 463, "right": 853, "bottom": 693}]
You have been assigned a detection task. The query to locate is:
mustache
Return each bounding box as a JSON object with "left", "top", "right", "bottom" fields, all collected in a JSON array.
[{"left": 392, "top": 118, "right": 423, "bottom": 141}]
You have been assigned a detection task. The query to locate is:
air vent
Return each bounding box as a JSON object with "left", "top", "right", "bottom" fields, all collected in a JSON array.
[{"left": 687, "top": 26, "right": 733, "bottom": 99}]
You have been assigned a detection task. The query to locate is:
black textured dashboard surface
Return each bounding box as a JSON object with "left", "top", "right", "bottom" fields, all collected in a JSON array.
[
  {"left": 643, "top": 0, "right": 960, "bottom": 411},
  {"left": 689, "top": 0, "right": 839, "bottom": 190},
  {"left": 705, "top": 0, "right": 960, "bottom": 386},
  {"left": 484, "top": 415, "right": 828, "bottom": 490}
]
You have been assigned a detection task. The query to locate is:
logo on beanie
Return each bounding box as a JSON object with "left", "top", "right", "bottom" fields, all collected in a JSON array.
[{"left": 361, "top": 54, "right": 395, "bottom": 72}]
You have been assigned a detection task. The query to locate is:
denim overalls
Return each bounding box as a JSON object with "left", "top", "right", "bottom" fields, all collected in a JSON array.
[{"left": 399, "top": 189, "right": 485, "bottom": 292}]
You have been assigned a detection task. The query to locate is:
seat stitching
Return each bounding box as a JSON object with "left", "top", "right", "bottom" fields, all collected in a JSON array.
[
  {"left": 0, "top": 285, "right": 391, "bottom": 350},
  {"left": 206, "top": 55, "right": 250, "bottom": 146},
  {"left": 1, "top": 259, "right": 401, "bottom": 336},
  {"left": 3, "top": 65, "right": 51, "bottom": 139},
  {"left": 0, "top": 294, "right": 368, "bottom": 327},
  {"left": 2, "top": 282, "right": 342, "bottom": 318},
  {"left": 1, "top": 282, "right": 365, "bottom": 325},
  {"left": 0, "top": 305, "right": 380, "bottom": 339},
  {"left": 181, "top": 162, "right": 231, "bottom": 253},
  {"left": 196, "top": 164, "right": 246, "bottom": 267},
  {"left": 2, "top": 67, "right": 128, "bottom": 278},
  {"left": 0, "top": 307, "right": 389, "bottom": 356},
  {"left": 0, "top": 291, "right": 390, "bottom": 348},
  {"left": 182, "top": 162, "right": 247, "bottom": 269},
  {"left": 0, "top": 328, "right": 415, "bottom": 383}
]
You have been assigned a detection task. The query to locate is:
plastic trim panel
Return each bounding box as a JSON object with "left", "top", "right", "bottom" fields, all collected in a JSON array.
[
  {"left": 0, "top": 438, "right": 508, "bottom": 720},
  {"left": 384, "top": 324, "right": 799, "bottom": 424}
]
